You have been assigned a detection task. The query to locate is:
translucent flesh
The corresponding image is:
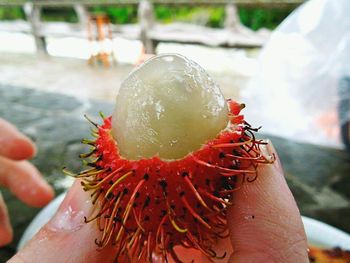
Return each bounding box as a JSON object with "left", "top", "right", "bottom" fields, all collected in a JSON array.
[{"left": 112, "top": 54, "right": 228, "bottom": 160}]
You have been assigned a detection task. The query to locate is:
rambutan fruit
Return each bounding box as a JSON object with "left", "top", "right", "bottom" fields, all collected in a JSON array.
[{"left": 64, "top": 54, "right": 273, "bottom": 262}]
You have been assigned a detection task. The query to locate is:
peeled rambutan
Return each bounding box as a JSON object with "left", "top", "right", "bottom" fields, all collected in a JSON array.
[{"left": 64, "top": 54, "right": 273, "bottom": 262}]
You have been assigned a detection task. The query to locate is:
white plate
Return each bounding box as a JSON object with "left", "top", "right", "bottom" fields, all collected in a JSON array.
[
  {"left": 18, "top": 193, "right": 350, "bottom": 250},
  {"left": 303, "top": 216, "right": 350, "bottom": 249}
]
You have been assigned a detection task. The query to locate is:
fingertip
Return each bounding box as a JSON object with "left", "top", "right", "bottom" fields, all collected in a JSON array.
[
  {"left": 0, "top": 226, "right": 13, "bottom": 247},
  {"left": 6, "top": 161, "right": 55, "bottom": 208},
  {"left": 5, "top": 136, "right": 37, "bottom": 160},
  {"left": 0, "top": 118, "right": 37, "bottom": 160},
  {"left": 27, "top": 182, "right": 55, "bottom": 208},
  {"left": 226, "top": 141, "right": 308, "bottom": 262}
]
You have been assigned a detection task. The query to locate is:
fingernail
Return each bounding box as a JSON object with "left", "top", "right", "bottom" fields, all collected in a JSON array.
[
  {"left": 264, "top": 140, "right": 283, "bottom": 174},
  {"left": 260, "top": 140, "right": 273, "bottom": 161},
  {"left": 47, "top": 181, "right": 93, "bottom": 232}
]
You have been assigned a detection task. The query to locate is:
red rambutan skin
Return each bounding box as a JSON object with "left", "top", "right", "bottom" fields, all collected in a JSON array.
[{"left": 67, "top": 99, "right": 271, "bottom": 262}]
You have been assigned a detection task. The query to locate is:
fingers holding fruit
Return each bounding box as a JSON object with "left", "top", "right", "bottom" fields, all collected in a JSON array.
[{"left": 0, "top": 118, "right": 54, "bottom": 246}]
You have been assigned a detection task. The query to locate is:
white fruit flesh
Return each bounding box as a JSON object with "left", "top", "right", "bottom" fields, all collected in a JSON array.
[{"left": 112, "top": 54, "right": 228, "bottom": 160}]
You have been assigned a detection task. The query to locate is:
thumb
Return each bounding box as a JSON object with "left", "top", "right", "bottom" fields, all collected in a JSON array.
[
  {"left": 152, "top": 142, "right": 308, "bottom": 263},
  {"left": 227, "top": 141, "right": 308, "bottom": 262},
  {"left": 9, "top": 180, "right": 118, "bottom": 263}
]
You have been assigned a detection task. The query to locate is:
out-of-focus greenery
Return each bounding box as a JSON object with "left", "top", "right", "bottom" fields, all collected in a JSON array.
[
  {"left": 91, "top": 6, "right": 138, "bottom": 24},
  {"left": 154, "top": 5, "right": 294, "bottom": 30},
  {"left": 154, "top": 6, "right": 226, "bottom": 27},
  {"left": 0, "top": 7, "right": 25, "bottom": 20},
  {"left": 239, "top": 7, "right": 293, "bottom": 30},
  {"left": 41, "top": 8, "right": 78, "bottom": 22},
  {"left": 0, "top": 5, "right": 294, "bottom": 30}
]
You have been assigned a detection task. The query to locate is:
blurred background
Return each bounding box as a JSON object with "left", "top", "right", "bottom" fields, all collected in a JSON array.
[
  {"left": 0, "top": 0, "right": 297, "bottom": 101},
  {"left": 1, "top": 0, "right": 350, "bottom": 262}
]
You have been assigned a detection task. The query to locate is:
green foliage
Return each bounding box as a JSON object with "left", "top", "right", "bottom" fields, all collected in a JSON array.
[
  {"left": 41, "top": 8, "right": 78, "bottom": 23},
  {"left": 239, "top": 7, "right": 294, "bottom": 30},
  {"left": 207, "top": 7, "right": 225, "bottom": 28},
  {"left": 91, "top": 6, "right": 138, "bottom": 24},
  {"left": 154, "top": 5, "right": 174, "bottom": 22},
  {"left": 0, "top": 7, "right": 24, "bottom": 20},
  {"left": 155, "top": 6, "right": 225, "bottom": 28},
  {"left": 154, "top": 6, "right": 292, "bottom": 30},
  {"left": 0, "top": 5, "right": 293, "bottom": 31}
]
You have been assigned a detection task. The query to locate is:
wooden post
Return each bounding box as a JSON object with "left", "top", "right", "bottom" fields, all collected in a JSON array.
[
  {"left": 23, "top": 2, "right": 47, "bottom": 55},
  {"left": 224, "top": 3, "right": 253, "bottom": 35},
  {"left": 74, "top": 4, "right": 89, "bottom": 26},
  {"left": 224, "top": 4, "right": 241, "bottom": 32},
  {"left": 138, "top": 0, "right": 156, "bottom": 54}
]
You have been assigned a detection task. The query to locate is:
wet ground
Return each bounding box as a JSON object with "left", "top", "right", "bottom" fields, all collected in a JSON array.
[{"left": 0, "top": 44, "right": 257, "bottom": 103}]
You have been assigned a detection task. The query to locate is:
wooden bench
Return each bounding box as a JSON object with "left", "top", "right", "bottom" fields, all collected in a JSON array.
[{"left": 0, "top": 0, "right": 304, "bottom": 55}]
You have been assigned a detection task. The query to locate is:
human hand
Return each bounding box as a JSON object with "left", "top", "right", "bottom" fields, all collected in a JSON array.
[
  {"left": 9, "top": 142, "right": 308, "bottom": 262},
  {"left": 0, "top": 118, "right": 54, "bottom": 246}
]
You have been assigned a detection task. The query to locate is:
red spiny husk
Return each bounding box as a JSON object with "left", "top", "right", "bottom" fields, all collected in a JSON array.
[{"left": 68, "top": 99, "right": 272, "bottom": 262}]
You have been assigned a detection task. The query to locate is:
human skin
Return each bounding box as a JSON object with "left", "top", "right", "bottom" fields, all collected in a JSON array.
[
  {"left": 9, "top": 141, "right": 309, "bottom": 263},
  {"left": 0, "top": 118, "right": 54, "bottom": 246}
]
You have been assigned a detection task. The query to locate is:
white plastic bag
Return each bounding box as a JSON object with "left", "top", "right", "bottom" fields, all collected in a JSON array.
[{"left": 243, "top": 0, "right": 350, "bottom": 148}]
